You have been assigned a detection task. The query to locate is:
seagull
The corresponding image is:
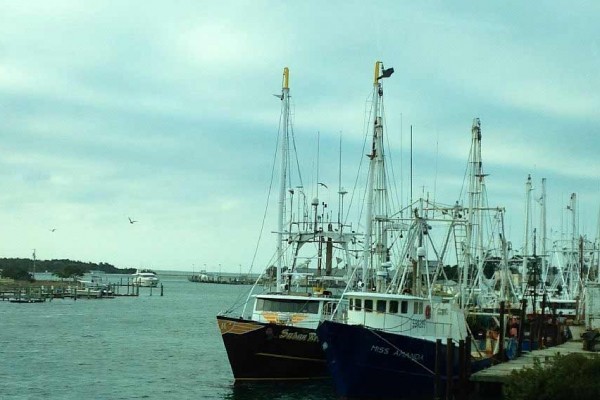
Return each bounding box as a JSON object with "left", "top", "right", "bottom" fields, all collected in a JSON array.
[
  {"left": 49, "top": 228, "right": 56, "bottom": 232},
  {"left": 128, "top": 217, "right": 137, "bottom": 224},
  {"left": 318, "top": 182, "right": 328, "bottom": 189}
]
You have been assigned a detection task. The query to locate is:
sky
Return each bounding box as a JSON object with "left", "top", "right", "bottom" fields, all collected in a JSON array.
[{"left": 0, "top": 1, "right": 598, "bottom": 273}]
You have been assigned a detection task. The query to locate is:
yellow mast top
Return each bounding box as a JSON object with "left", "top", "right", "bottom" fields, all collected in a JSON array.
[
  {"left": 373, "top": 61, "right": 382, "bottom": 85},
  {"left": 283, "top": 67, "right": 289, "bottom": 89}
]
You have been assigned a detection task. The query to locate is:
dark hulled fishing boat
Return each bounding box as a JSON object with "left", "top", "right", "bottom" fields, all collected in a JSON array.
[{"left": 217, "top": 67, "right": 360, "bottom": 382}]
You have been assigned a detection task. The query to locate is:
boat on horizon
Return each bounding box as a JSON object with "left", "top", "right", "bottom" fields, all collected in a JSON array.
[{"left": 132, "top": 269, "right": 159, "bottom": 287}]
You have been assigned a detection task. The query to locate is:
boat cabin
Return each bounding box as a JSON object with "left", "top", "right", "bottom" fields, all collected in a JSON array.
[
  {"left": 344, "top": 292, "right": 467, "bottom": 342},
  {"left": 251, "top": 293, "right": 343, "bottom": 329}
]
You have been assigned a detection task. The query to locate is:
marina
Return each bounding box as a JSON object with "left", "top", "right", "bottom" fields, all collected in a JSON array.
[
  {"left": 211, "top": 62, "right": 600, "bottom": 399},
  {"left": 1, "top": 3, "right": 599, "bottom": 398},
  {"left": 0, "top": 279, "right": 164, "bottom": 302}
]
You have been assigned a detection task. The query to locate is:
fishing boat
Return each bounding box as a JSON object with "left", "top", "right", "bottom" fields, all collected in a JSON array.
[
  {"left": 131, "top": 269, "right": 159, "bottom": 287},
  {"left": 216, "top": 67, "right": 361, "bottom": 382},
  {"left": 316, "top": 63, "right": 498, "bottom": 399}
]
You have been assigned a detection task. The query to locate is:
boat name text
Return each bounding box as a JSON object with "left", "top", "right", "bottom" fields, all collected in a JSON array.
[
  {"left": 279, "top": 329, "right": 319, "bottom": 342},
  {"left": 370, "top": 345, "right": 424, "bottom": 361}
]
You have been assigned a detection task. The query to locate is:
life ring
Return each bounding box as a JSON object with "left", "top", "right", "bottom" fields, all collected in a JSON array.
[{"left": 425, "top": 305, "right": 431, "bottom": 319}]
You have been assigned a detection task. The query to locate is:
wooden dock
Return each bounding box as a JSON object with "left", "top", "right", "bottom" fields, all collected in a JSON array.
[
  {"left": 469, "top": 337, "right": 598, "bottom": 399},
  {"left": 0, "top": 282, "right": 163, "bottom": 302},
  {"left": 471, "top": 339, "right": 591, "bottom": 384}
]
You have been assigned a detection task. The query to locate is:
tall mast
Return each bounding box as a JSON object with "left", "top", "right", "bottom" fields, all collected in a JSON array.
[
  {"left": 522, "top": 174, "right": 533, "bottom": 296},
  {"left": 596, "top": 204, "right": 600, "bottom": 283},
  {"left": 276, "top": 67, "right": 290, "bottom": 292},
  {"left": 461, "top": 119, "right": 482, "bottom": 306},
  {"left": 361, "top": 61, "right": 393, "bottom": 291},
  {"left": 540, "top": 178, "right": 548, "bottom": 284},
  {"left": 568, "top": 193, "right": 577, "bottom": 297}
]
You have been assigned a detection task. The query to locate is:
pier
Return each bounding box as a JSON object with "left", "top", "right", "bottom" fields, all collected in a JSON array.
[
  {"left": 470, "top": 336, "right": 597, "bottom": 398},
  {"left": 0, "top": 280, "right": 164, "bottom": 302}
]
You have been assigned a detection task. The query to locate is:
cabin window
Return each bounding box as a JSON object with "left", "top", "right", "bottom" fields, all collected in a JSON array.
[
  {"left": 256, "top": 299, "right": 319, "bottom": 314},
  {"left": 364, "top": 299, "right": 373, "bottom": 312},
  {"left": 401, "top": 300, "right": 408, "bottom": 314},
  {"left": 349, "top": 298, "right": 354, "bottom": 311},
  {"left": 389, "top": 300, "right": 399, "bottom": 313},
  {"left": 376, "top": 300, "right": 386, "bottom": 313},
  {"left": 355, "top": 298, "right": 362, "bottom": 311},
  {"left": 413, "top": 301, "right": 423, "bottom": 314}
]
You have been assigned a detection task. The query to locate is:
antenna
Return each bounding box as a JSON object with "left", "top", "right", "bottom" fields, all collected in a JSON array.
[
  {"left": 434, "top": 130, "right": 439, "bottom": 203},
  {"left": 410, "top": 125, "right": 413, "bottom": 204},
  {"left": 338, "top": 131, "right": 343, "bottom": 226},
  {"left": 316, "top": 131, "right": 320, "bottom": 199}
]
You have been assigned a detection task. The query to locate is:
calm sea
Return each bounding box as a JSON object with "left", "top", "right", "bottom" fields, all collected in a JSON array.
[{"left": 0, "top": 273, "right": 337, "bottom": 400}]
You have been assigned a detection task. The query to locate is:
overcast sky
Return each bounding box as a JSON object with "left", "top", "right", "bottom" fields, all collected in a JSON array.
[{"left": 1, "top": 1, "right": 598, "bottom": 272}]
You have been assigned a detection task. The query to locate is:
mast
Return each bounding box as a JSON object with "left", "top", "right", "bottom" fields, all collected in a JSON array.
[
  {"left": 522, "top": 174, "right": 533, "bottom": 296},
  {"left": 596, "top": 205, "right": 600, "bottom": 283},
  {"left": 568, "top": 193, "right": 577, "bottom": 297},
  {"left": 460, "top": 119, "right": 482, "bottom": 306},
  {"left": 276, "top": 67, "right": 290, "bottom": 292},
  {"left": 361, "top": 61, "right": 394, "bottom": 292},
  {"left": 540, "top": 178, "right": 548, "bottom": 284}
]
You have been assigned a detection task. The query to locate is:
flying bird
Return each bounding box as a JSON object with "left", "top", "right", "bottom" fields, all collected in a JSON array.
[
  {"left": 128, "top": 217, "right": 137, "bottom": 224},
  {"left": 49, "top": 228, "right": 56, "bottom": 232},
  {"left": 318, "top": 182, "right": 328, "bottom": 189}
]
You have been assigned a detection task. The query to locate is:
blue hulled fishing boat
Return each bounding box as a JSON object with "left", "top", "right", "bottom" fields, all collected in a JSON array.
[{"left": 316, "top": 62, "right": 496, "bottom": 399}]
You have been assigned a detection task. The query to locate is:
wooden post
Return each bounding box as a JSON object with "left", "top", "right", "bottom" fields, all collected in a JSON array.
[
  {"left": 434, "top": 338, "right": 442, "bottom": 400},
  {"left": 458, "top": 339, "right": 465, "bottom": 400},
  {"left": 160, "top": 284, "right": 164, "bottom": 296},
  {"left": 465, "top": 335, "right": 472, "bottom": 382},
  {"left": 498, "top": 300, "right": 505, "bottom": 361},
  {"left": 446, "top": 338, "right": 453, "bottom": 400},
  {"left": 539, "top": 292, "right": 547, "bottom": 349},
  {"left": 517, "top": 298, "right": 527, "bottom": 356}
]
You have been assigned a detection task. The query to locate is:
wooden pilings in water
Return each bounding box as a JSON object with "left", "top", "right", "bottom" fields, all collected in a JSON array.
[
  {"left": 0, "top": 280, "right": 164, "bottom": 301},
  {"left": 433, "top": 337, "right": 473, "bottom": 400}
]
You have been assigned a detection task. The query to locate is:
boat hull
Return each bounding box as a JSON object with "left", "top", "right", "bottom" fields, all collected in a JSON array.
[
  {"left": 317, "top": 320, "right": 490, "bottom": 399},
  {"left": 216, "top": 315, "right": 329, "bottom": 382},
  {"left": 132, "top": 277, "right": 159, "bottom": 287}
]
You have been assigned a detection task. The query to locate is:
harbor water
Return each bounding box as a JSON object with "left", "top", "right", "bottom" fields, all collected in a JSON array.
[{"left": 0, "top": 273, "right": 337, "bottom": 399}]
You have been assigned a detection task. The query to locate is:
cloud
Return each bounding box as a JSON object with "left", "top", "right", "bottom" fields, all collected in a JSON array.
[{"left": 0, "top": 1, "right": 598, "bottom": 271}]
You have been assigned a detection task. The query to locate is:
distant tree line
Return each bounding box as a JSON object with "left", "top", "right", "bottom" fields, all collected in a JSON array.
[{"left": 0, "top": 258, "right": 135, "bottom": 282}]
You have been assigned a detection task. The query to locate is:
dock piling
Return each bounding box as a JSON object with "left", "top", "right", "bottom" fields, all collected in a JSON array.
[
  {"left": 446, "top": 337, "right": 453, "bottom": 400},
  {"left": 434, "top": 338, "right": 441, "bottom": 400}
]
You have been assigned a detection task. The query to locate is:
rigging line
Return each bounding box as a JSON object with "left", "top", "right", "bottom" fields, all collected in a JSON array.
[
  {"left": 338, "top": 131, "right": 343, "bottom": 226},
  {"left": 367, "top": 328, "right": 436, "bottom": 375},
  {"left": 240, "top": 104, "right": 286, "bottom": 316},
  {"left": 458, "top": 142, "right": 474, "bottom": 204},
  {"left": 289, "top": 98, "right": 304, "bottom": 192},
  {"left": 225, "top": 241, "right": 281, "bottom": 314},
  {"left": 400, "top": 112, "right": 404, "bottom": 218},
  {"left": 434, "top": 130, "right": 439, "bottom": 204},
  {"left": 345, "top": 91, "right": 373, "bottom": 228},
  {"left": 381, "top": 99, "right": 402, "bottom": 218}
]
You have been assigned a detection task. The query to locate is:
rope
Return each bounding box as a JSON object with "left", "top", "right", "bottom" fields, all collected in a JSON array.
[{"left": 367, "top": 327, "right": 436, "bottom": 375}]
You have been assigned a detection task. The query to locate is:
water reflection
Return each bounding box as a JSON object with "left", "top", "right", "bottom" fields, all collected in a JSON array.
[{"left": 223, "top": 381, "right": 337, "bottom": 400}]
